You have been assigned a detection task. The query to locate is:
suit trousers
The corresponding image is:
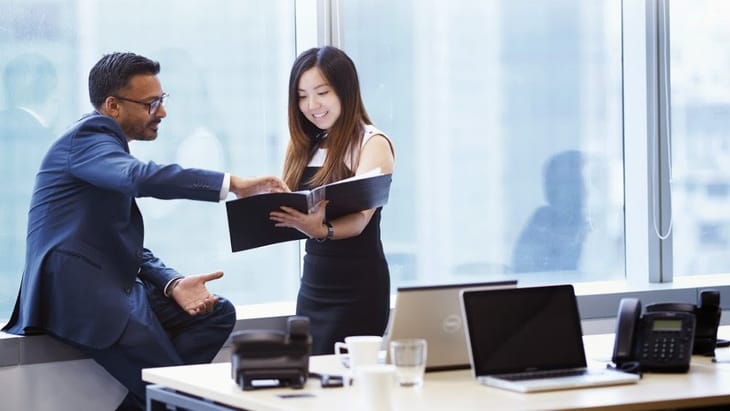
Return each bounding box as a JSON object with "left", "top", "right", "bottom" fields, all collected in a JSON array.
[{"left": 64, "top": 278, "right": 236, "bottom": 410}]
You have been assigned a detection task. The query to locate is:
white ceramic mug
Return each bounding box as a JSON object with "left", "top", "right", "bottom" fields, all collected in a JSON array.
[
  {"left": 356, "top": 364, "right": 396, "bottom": 411},
  {"left": 334, "top": 335, "right": 382, "bottom": 373}
]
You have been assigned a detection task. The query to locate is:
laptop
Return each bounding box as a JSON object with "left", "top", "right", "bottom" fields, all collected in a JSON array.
[
  {"left": 460, "top": 284, "right": 640, "bottom": 392},
  {"left": 383, "top": 280, "right": 517, "bottom": 371}
]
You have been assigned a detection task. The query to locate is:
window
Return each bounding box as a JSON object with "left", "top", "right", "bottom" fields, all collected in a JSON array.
[
  {"left": 0, "top": 0, "right": 299, "bottom": 319},
  {"left": 669, "top": 0, "right": 730, "bottom": 277},
  {"left": 1, "top": 0, "right": 728, "bottom": 324},
  {"left": 341, "top": 0, "right": 625, "bottom": 287}
]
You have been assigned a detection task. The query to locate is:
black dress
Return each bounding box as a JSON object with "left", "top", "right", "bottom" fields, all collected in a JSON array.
[{"left": 296, "top": 166, "right": 391, "bottom": 355}]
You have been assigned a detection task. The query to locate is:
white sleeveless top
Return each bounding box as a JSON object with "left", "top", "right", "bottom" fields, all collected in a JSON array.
[{"left": 307, "top": 124, "right": 392, "bottom": 169}]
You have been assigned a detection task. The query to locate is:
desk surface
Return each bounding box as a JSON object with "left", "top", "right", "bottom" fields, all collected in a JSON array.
[{"left": 143, "top": 329, "right": 730, "bottom": 411}]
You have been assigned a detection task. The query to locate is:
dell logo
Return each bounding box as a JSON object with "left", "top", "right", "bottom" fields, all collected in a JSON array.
[{"left": 442, "top": 314, "right": 462, "bottom": 333}]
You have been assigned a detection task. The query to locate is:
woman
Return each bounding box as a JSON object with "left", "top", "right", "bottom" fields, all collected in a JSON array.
[{"left": 270, "top": 46, "right": 395, "bottom": 355}]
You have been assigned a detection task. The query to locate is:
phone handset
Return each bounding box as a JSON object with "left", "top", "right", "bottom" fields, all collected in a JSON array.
[
  {"left": 612, "top": 298, "right": 641, "bottom": 368},
  {"left": 695, "top": 290, "right": 722, "bottom": 355},
  {"left": 612, "top": 297, "right": 696, "bottom": 373}
]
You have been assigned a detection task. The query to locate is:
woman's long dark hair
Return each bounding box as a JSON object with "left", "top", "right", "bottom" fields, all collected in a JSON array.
[{"left": 283, "top": 46, "right": 371, "bottom": 189}]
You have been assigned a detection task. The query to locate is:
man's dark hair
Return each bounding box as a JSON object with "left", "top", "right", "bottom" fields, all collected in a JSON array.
[{"left": 88, "top": 52, "right": 160, "bottom": 109}]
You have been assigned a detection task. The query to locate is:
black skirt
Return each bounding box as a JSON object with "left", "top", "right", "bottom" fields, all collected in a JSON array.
[{"left": 296, "top": 233, "right": 390, "bottom": 355}]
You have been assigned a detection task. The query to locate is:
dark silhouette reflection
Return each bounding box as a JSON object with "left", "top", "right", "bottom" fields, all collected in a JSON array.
[
  {"left": 0, "top": 53, "right": 58, "bottom": 279},
  {"left": 512, "top": 150, "right": 590, "bottom": 273}
]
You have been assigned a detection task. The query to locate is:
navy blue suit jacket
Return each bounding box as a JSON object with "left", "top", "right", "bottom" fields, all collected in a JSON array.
[{"left": 2, "top": 113, "right": 225, "bottom": 349}]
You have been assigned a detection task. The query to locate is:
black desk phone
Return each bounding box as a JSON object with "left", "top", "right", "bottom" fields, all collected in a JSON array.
[
  {"left": 645, "top": 290, "right": 722, "bottom": 356},
  {"left": 230, "top": 316, "right": 312, "bottom": 390},
  {"left": 612, "top": 298, "right": 695, "bottom": 373}
]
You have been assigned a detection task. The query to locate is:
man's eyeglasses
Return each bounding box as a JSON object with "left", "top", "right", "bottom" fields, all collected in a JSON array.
[{"left": 113, "top": 93, "right": 169, "bottom": 115}]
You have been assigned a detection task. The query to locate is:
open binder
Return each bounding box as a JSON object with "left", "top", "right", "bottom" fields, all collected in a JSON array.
[{"left": 226, "top": 170, "right": 392, "bottom": 251}]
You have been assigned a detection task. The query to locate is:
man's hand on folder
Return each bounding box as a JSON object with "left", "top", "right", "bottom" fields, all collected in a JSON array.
[{"left": 231, "top": 175, "right": 289, "bottom": 198}]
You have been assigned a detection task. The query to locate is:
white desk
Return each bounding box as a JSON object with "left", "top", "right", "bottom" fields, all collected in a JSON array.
[{"left": 143, "top": 329, "right": 730, "bottom": 411}]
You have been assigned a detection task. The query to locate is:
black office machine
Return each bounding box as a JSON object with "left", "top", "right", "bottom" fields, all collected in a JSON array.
[
  {"left": 231, "top": 316, "right": 312, "bottom": 390},
  {"left": 612, "top": 289, "right": 722, "bottom": 373},
  {"left": 645, "top": 289, "right": 721, "bottom": 356},
  {"left": 613, "top": 298, "right": 695, "bottom": 373}
]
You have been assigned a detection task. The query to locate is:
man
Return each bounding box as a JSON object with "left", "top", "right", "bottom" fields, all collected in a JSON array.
[{"left": 1, "top": 52, "right": 287, "bottom": 410}]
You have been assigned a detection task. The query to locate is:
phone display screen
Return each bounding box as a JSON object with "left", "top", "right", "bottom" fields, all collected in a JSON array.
[{"left": 652, "top": 319, "right": 683, "bottom": 332}]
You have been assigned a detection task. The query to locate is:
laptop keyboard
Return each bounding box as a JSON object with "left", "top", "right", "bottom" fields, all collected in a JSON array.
[{"left": 499, "top": 369, "right": 588, "bottom": 381}]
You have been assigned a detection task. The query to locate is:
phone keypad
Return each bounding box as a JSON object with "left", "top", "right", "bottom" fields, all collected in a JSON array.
[
  {"left": 633, "top": 312, "right": 695, "bottom": 372},
  {"left": 640, "top": 337, "right": 688, "bottom": 362}
]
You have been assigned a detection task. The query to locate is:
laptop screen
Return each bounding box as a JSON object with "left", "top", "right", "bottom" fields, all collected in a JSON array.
[
  {"left": 462, "top": 284, "right": 588, "bottom": 375},
  {"left": 385, "top": 280, "right": 518, "bottom": 371}
]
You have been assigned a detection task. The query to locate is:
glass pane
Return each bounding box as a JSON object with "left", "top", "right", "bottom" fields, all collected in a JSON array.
[
  {"left": 670, "top": 0, "right": 730, "bottom": 276},
  {"left": 341, "top": 0, "right": 625, "bottom": 288},
  {"left": 0, "top": 0, "right": 297, "bottom": 321}
]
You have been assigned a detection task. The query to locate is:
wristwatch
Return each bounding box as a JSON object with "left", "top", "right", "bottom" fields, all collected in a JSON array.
[
  {"left": 316, "top": 221, "right": 334, "bottom": 242},
  {"left": 325, "top": 221, "right": 334, "bottom": 240}
]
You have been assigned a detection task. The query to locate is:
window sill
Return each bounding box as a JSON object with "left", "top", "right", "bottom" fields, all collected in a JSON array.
[
  {"left": 2, "top": 277, "right": 730, "bottom": 368},
  {"left": 0, "top": 301, "right": 299, "bottom": 368}
]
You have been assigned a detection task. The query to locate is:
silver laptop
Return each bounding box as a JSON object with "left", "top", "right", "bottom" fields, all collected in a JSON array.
[
  {"left": 383, "top": 280, "right": 517, "bottom": 371},
  {"left": 460, "top": 284, "right": 640, "bottom": 392}
]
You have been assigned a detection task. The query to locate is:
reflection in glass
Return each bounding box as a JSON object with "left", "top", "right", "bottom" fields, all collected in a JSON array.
[
  {"left": 342, "top": 0, "right": 625, "bottom": 287},
  {"left": 512, "top": 150, "right": 589, "bottom": 273}
]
